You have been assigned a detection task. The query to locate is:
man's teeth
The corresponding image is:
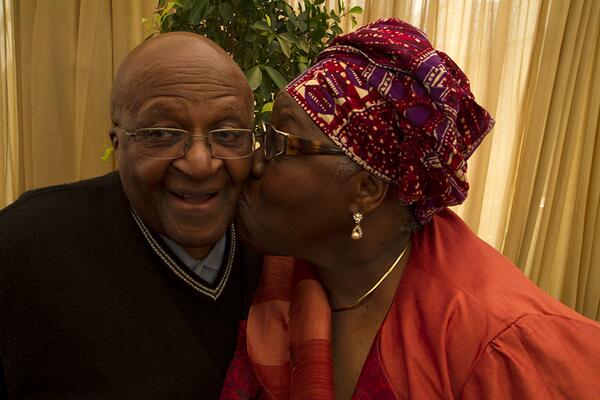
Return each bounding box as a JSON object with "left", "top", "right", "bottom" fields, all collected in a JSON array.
[{"left": 175, "top": 192, "right": 214, "bottom": 199}]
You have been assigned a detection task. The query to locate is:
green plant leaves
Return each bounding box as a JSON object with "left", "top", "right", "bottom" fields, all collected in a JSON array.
[
  {"left": 262, "top": 66, "right": 287, "bottom": 89},
  {"left": 246, "top": 66, "right": 262, "bottom": 91},
  {"left": 348, "top": 5, "right": 363, "bottom": 26},
  {"left": 279, "top": 32, "right": 299, "bottom": 46},
  {"left": 153, "top": 0, "right": 363, "bottom": 123},
  {"left": 189, "top": 0, "right": 209, "bottom": 24},
  {"left": 251, "top": 21, "right": 270, "bottom": 31},
  {"left": 349, "top": 6, "right": 363, "bottom": 14},
  {"left": 244, "top": 31, "right": 257, "bottom": 42},
  {"left": 276, "top": 37, "right": 291, "bottom": 58},
  {"left": 261, "top": 102, "right": 274, "bottom": 113},
  {"left": 218, "top": 2, "right": 233, "bottom": 19},
  {"left": 298, "top": 39, "right": 310, "bottom": 53}
]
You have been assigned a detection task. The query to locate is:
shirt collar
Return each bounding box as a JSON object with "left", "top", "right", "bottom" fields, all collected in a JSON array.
[{"left": 159, "top": 234, "right": 227, "bottom": 284}]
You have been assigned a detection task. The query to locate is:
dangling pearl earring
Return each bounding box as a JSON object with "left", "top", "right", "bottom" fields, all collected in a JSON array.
[{"left": 351, "top": 211, "right": 363, "bottom": 240}]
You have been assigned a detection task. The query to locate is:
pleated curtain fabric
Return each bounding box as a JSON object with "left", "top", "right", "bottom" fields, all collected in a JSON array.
[
  {"left": 1, "top": 0, "right": 19, "bottom": 207},
  {"left": 4, "top": 0, "right": 155, "bottom": 194},
  {"left": 501, "top": 0, "right": 600, "bottom": 319}
]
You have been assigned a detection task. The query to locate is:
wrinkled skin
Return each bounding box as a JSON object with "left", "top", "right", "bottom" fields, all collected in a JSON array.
[{"left": 110, "top": 33, "right": 253, "bottom": 259}]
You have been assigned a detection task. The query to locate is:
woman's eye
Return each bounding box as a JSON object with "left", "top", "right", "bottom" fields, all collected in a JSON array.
[{"left": 287, "top": 142, "right": 302, "bottom": 151}]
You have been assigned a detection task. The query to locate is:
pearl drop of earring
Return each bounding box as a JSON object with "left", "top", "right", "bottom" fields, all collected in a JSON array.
[{"left": 351, "top": 211, "right": 363, "bottom": 240}]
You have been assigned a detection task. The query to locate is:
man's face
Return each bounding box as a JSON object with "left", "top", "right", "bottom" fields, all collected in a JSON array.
[{"left": 111, "top": 36, "right": 253, "bottom": 258}]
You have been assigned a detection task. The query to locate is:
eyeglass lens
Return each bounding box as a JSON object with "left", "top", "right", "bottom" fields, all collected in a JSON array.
[
  {"left": 134, "top": 129, "right": 254, "bottom": 160},
  {"left": 264, "top": 126, "right": 284, "bottom": 160}
]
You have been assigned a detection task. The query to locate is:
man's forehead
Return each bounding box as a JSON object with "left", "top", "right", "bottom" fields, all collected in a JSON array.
[
  {"left": 111, "top": 33, "right": 250, "bottom": 119},
  {"left": 114, "top": 32, "right": 238, "bottom": 94},
  {"left": 128, "top": 32, "right": 220, "bottom": 62},
  {"left": 121, "top": 65, "right": 248, "bottom": 105},
  {"left": 122, "top": 37, "right": 224, "bottom": 76},
  {"left": 135, "top": 94, "right": 247, "bottom": 118}
]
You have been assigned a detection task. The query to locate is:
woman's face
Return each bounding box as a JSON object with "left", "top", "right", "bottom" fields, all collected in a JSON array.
[{"left": 237, "top": 92, "right": 353, "bottom": 256}]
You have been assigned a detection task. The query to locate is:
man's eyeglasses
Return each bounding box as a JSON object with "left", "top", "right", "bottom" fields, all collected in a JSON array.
[
  {"left": 261, "top": 124, "right": 346, "bottom": 160},
  {"left": 115, "top": 126, "right": 256, "bottom": 160}
]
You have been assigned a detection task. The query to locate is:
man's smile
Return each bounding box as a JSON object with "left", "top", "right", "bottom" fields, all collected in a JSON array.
[{"left": 166, "top": 188, "right": 223, "bottom": 212}]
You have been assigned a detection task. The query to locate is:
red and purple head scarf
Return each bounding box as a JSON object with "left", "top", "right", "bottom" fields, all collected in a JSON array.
[{"left": 286, "top": 18, "right": 495, "bottom": 224}]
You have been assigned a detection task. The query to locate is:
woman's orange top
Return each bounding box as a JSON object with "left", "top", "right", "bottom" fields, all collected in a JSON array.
[{"left": 222, "top": 209, "right": 600, "bottom": 399}]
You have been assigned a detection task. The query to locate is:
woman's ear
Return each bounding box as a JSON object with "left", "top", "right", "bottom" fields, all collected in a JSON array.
[{"left": 347, "top": 170, "right": 389, "bottom": 214}]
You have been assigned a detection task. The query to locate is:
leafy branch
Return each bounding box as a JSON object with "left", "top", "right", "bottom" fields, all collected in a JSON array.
[{"left": 143, "top": 0, "right": 362, "bottom": 124}]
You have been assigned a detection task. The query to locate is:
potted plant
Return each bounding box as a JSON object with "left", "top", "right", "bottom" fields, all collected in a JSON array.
[{"left": 145, "top": 0, "right": 362, "bottom": 124}]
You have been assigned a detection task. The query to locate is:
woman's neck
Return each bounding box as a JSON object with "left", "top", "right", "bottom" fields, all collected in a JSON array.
[{"left": 310, "top": 231, "right": 412, "bottom": 312}]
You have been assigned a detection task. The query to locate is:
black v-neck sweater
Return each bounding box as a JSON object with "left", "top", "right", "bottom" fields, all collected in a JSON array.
[{"left": 0, "top": 172, "right": 262, "bottom": 399}]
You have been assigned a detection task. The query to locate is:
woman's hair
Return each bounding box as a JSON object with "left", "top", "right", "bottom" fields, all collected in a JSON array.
[{"left": 334, "top": 156, "right": 361, "bottom": 178}]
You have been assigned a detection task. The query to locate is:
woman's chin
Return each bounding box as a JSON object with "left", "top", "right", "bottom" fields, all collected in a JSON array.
[
  {"left": 235, "top": 212, "right": 268, "bottom": 254},
  {"left": 236, "top": 199, "right": 290, "bottom": 255}
]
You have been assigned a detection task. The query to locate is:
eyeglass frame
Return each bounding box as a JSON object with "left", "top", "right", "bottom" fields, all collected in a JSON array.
[
  {"left": 113, "top": 124, "right": 257, "bottom": 160},
  {"left": 259, "top": 124, "right": 346, "bottom": 160}
]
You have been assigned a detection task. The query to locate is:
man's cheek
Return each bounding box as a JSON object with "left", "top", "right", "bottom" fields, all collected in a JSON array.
[{"left": 228, "top": 160, "right": 253, "bottom": 184}]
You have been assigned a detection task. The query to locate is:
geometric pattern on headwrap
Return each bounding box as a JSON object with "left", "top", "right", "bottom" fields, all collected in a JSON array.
[{"left": 286, "top": 18, "right": 495, "bottom": 224}]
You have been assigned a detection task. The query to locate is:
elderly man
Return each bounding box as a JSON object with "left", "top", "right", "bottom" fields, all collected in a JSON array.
[{"left": 0, "top": 33, "right": 261, "bottom": 398}]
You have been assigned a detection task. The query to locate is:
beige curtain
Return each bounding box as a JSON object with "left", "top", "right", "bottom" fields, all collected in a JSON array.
[
  {"left": 502, "top": 0, "right": 600, "bottom": 318},
  {"left": 1, "top": 0, "right": 19, "bottom": 206},
  {"left": 0, "top": 0, "right": 155, "bottom": 207}
]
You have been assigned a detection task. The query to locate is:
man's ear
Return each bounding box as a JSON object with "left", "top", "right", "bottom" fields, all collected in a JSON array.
[
  {"left": 108, "top": 129, "right": 120, "bottom": 165},
  {"left": 109, "top": 131, "right": 119, "bottom": 149},
  {"left": 347, "top": 170, "right": 389, "bottom": 214}
]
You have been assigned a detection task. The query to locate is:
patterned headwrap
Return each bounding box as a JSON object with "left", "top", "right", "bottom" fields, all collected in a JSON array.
[{"left": 286, "top": 18, "right": 495, "bottom": 224}]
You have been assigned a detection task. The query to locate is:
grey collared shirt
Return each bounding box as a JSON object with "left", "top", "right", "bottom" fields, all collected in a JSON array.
[{"left": 159, "top": 234, "right": 226, "bottom": 284}]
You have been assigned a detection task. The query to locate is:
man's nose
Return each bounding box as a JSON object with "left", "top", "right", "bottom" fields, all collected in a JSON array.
[{"left": 172, "top": 136, "right": 222, "bottom": 178}]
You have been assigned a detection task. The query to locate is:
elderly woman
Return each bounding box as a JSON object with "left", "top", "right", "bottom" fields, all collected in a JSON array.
[{"left": 222, "top": 19, "right": 600, "bottom": 399}]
